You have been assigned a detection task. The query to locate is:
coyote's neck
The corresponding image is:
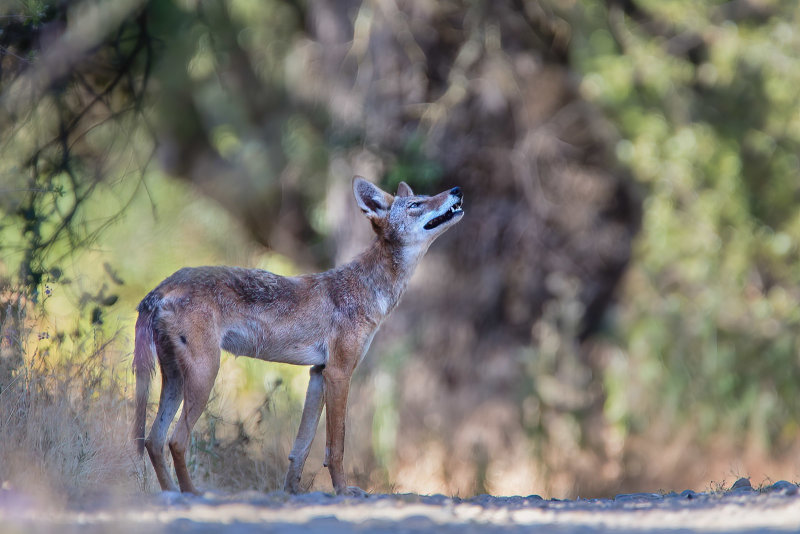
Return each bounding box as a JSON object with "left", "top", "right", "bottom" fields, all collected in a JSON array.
[{"left": 349, "top": 237, "right": 426, "bottom": 318}]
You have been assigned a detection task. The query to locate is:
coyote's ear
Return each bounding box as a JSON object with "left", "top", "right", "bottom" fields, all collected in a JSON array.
[
  {"left": 353, "top": 176, "right": 393, "bottom": 218},
  {"left": 396, "top": 181, "right": 414, "bottom": 197}
]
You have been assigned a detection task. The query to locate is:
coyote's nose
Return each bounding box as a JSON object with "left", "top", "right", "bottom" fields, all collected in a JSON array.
[{"left": 450, "top": 186, "right": 462, "bottom": 198}]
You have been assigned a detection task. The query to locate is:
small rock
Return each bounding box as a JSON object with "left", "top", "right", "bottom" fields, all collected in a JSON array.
[
  {"left": 766, "top": 481, "right": 799, "bottom": 495},
  {"left": 680, "top": 489, "right": 698, "bottom": 500},
  {"left": 419, "top": 494, "right": 450, "bottom": 505},
  {"left": 730, "top": 478, "right": 754, "bottom": 492}
]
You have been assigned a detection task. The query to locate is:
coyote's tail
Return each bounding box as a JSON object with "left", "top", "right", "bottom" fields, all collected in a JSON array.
[{"left": 132, "top": 292, "right": 159, "bottom": 456}]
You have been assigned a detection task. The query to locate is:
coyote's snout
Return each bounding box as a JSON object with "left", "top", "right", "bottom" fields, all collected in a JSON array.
[{"left": 133, "top": 177, "right": 464, "bottom": 495}]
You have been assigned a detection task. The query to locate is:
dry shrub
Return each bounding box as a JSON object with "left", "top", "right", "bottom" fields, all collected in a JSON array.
[
  {"left": 0, "top": 301, "right": 141, "bottom": 505},
  {"left": 186, "top": 382, "right": 302, "bottom": 494}
]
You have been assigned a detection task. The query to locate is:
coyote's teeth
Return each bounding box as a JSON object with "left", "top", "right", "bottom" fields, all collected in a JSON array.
[{"left": 424, "top": 202, "right": 463, "bottom": 230}]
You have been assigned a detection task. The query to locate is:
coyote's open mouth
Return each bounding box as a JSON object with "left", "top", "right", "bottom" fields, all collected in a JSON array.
[{"left": 424, "top": 198, "right": 463, "bottom": 230}]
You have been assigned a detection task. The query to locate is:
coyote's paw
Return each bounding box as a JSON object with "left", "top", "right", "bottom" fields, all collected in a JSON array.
[
  {"left": 341, "top": 486, "right": 369, "bottom": 498},
  {"left": 283, "top": 470, "right": 303, "bottom": 494},
  {"left": 284, "top": 480, "right": 302, "bottom": 494}
]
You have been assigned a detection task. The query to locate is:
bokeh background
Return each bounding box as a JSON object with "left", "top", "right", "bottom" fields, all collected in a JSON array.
[{"left": 1, "top": 0, "right": 800, "bottom": 502}]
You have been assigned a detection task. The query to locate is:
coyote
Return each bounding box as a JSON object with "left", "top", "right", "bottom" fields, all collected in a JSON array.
[{"left": 132, "top": 177, "right": 463, "bottom": 495}]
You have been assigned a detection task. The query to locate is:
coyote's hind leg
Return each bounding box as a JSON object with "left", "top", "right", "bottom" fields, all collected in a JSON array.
[
  {"left": 168, "top": 325, "right": 221, "bottom": 495},
  {"left": 284, "top": 364, "right": 325, "bottom": 493},
  {"left": 145, "top": 349, "right": 183, "bottom": 492}
]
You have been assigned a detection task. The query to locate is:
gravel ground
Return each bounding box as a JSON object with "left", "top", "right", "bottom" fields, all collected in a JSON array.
[{"left": 2, "top": 478, "right": 799, "bottom": 533}]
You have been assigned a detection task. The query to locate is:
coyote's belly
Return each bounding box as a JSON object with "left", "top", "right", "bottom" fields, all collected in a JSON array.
[{"left": 220, "top": 320, "right": 328, "bottom": 366}]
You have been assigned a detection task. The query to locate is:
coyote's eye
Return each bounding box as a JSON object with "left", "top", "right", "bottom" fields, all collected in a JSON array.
[{"left": 408, "top": 201, "right": 422, "bottom": 209}]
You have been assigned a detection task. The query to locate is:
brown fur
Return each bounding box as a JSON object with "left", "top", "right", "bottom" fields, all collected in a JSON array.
[{"left": 132, "top": 177, "right": 463, "bottom": 495}]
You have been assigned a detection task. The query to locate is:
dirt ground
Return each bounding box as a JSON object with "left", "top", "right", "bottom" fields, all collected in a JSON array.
[{"left": 2, "top": 479, "right": 799, "bottom": 534}]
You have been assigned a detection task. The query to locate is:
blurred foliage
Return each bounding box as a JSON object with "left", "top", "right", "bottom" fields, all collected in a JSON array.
[
  {"left": 0, "top": 0, "right": 152, "bottom": 302},
  {"left": 573, "top": 0, "right": 800, "bottom": 449},
  {"left": 0, "top": 288, "right": 136, "bottom": 502}
]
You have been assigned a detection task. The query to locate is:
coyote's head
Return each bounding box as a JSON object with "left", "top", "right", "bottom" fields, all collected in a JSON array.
[{"left": 353, "top": 176, "right": 464, "bottom": 247}]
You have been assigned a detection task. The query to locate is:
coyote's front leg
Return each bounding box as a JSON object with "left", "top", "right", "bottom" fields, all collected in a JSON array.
[
  {"left": 323, "top": 365, "right": 364, "bottom": 496},
  {"left": 284, "top": 364, "right": 325, "bottom": 493}
]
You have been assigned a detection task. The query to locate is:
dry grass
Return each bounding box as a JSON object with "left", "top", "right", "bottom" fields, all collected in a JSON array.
[
  {"left": 0, "top": 329, "right": 141, "bottom": 505},
  {"left": 186, "top": 385, "right": 301, "bottom": 493},
  {"left": 0, "top": 353, "right": 296, "bottom": 502}
]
